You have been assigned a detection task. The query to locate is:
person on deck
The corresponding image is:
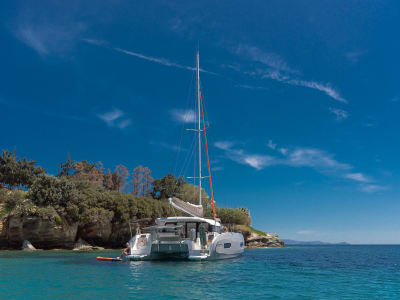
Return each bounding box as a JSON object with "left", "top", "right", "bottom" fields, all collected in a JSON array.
[{"left": 121, "top": 242, "right": 130, "bottom": 257}]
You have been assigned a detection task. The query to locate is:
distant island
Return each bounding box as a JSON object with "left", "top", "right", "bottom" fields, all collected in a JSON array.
[{"left": 282, "top": 239, "right": 350, "bottom": 245}]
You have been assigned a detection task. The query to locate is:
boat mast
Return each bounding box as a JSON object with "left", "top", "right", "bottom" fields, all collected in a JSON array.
[{"left": 197, "top": 51, "right": 202, "bottom": 207}]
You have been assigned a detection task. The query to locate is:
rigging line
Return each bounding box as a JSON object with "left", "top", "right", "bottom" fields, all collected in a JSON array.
[
  {"left": 199, "top": 78, "right": 210, "bottom": 128},
  {"left": 182, "top": 140, "right": 195, "bottom": 184},
  {"left": 200, "top": 78, "right": 221, "bottom": 207},
  {"left": 173, "top": 67, "right": 196, "bottom": 175},
  {"left": 200, "top": 90, "right": 217, "bottom": 220},
  {"left": 178, "top": 133, "right": 195, "bottom": 178}
]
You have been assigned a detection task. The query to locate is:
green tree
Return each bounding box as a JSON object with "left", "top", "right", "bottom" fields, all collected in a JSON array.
[
  {"left": 209, "top": 207, "right": 251, "bottom": 225},
  {"left": 0, "top": 149, "right": 45, "bottom": 189},
  {"left": 57, "top": 153, "right": 75, "bottom": 177},
  {"left": 152, "top": 174, "right": 185, "bottom": 200},
  {"left": 177, "top": 183, "right": 211, "bottom": 208},
  {"left": 29, "top": 174, "right": 79, "bottom": 221}
]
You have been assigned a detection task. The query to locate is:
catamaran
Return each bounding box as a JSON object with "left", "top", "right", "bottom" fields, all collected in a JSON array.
[{"left": 123, "top": 52, "right": 244, "bottom": 261}]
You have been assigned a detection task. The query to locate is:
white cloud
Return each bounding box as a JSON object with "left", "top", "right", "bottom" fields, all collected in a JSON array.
[
  {"left": 114, "top": 47, "right": 217, "bottom": 75},
  {"left": 80, "top": 38, "right": 105, "bottom": 46},
  {"left": 243, "top": 155, "right": 272, "bottom": 170},
  {"left": 267, "top": 140, "right": 276, "bottom": 150},
  {"left": 82, "top": 39, "right": 216, "bottom": 75},
  {"left": 345, "top": 173, "right": 369, "bottom": 183},
  {"left": 116, "top": 119, "right": 131, "bottom": 129},
  {"left": 286, "top": 148, "right": 351, "bottom": 172},
  {"left": 215, "top": 141, "right": 369, "bottom": 179},
  {"left": 15, "top": 23, "right": 85, "bottom": 57},
  {"left": 214, "top": 141, "right": 236, "bottom": 151},
  {"left": 279, "top": 148, "right": 288, "bottom": 155},
  {"left": 170, "top": 109, "right": 196, "bottom": 123},
  {"left": 17, "top": 27, "right": 48, "bottom": 55},
  {"left": 235, "top": 44, "right": 298, "bottom": 74},
  {"left": 232, "top": 44, "right": 347, "bottom": 103},
  {"left": 98, "top": 109, "right": 123, "bottom": 126},
  {"left": 287, "top": 79, "right": 347, "bottom": 103},
  {"left": 361, "top": 185, "right": 389, "bottom": 193},
  {"left": 115, "top": 47, "right": 196, "bottom": 71},
  {"left": 214, "top": 141, "right": 275, "bottom": 170},
  {"left": 329, "top": 107, "right": 349, "bottom": 120},
  {"left": 215, "top": 140, "right": 387, "bottom": 192},
  {"left": 97, "top": 109, "right": 131, "bottom": 129},
  {"left": 260, "top": 72, "right": 347, "bottom": 103}
]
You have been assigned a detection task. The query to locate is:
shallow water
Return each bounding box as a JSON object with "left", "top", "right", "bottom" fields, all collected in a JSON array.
[{"left": 1, "top": 245, "right": 400, "bottom": 299}]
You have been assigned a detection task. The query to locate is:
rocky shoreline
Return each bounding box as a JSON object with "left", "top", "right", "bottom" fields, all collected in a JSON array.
[
  {"left": 0, "top": 215, "right": 284, "bottom": 250},
  {"left": 235, "top": 225, "right": 285, "bottom": 248}
]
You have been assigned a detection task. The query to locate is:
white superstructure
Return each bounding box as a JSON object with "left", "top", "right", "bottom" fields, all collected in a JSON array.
[{"left": 125, "top": 216, "right": 244, "bottom": 261}]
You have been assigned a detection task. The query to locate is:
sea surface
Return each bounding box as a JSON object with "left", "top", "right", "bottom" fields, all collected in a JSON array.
[{"left": 1, "top": 245, "right": 399, "bottom": 299}]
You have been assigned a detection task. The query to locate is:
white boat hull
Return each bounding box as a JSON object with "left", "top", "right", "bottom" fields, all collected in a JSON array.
[{"left": 124, "top": 231, "right": 244, "bottom": 261}]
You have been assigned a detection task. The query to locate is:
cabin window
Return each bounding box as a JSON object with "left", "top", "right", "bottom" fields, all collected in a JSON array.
[
  {"left": 165, "top": 222, "right": 177, "bottom": 227},
  {"left": 224, "top": 243, "right": 231, "bottom": 248},
  {"left": 186, "top": 223, "right": 197, "bottom": 240},
  {"left": 210, "top": 225, "right": 221, "bottom": 233}
]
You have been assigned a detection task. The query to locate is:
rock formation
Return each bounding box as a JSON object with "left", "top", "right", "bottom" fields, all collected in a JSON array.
[
  {"left": 0, "top": 213, "right": 133, "bottom": 250},
  {"left": 0, "top": 214, "right": 78, "bottom": 249},
  {"left": 72, "top": 238, "right": 104, "bottom": 251},
  {"left": 246, "top": 233, "right": 284, "bottom": 248},
  {"left": 234, "top": 225, "right": 284, "bottom": 248},
  {"left": 22, "top": 240, "right": 36, "bottom": 250}
]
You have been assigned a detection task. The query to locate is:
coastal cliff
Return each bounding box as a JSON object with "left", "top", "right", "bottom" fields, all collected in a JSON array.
[
  {"left": 0, "top": 213, "right": 135, "bottom": 250},
  {"left": 0, "top": 214, "right": 284, "bottom": 250}
]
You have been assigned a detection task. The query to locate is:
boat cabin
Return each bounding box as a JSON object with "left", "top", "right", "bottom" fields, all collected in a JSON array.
[{"left": 141, "top": 217, "right": 221, "bottom": 243}]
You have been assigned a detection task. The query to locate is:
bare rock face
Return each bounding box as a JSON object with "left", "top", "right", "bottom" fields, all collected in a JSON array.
[
  {"left": 1, "top": 215, "right": 78, "bottom": 249},
  {"left": 78, "top": 217, "right": 113, "bottom": 247},
  {"left": 107, "top": 224, "right": 127, "bottom": 248},
  {"left": 0, "top": 213, "right": 127, "bottom": 249}
]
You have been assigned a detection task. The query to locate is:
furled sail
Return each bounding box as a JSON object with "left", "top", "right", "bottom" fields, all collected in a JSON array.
[{"left": 168, "top": 197, "right": 204, "bottom": 217}]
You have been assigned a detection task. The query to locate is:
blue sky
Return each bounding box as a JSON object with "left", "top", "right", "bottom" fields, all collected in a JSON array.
[{"left": 1, "top": 0, "right": 399, "bottom": 243}]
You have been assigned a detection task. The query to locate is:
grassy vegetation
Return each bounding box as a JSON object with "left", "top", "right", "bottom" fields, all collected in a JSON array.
[{"left": 235, "top": 224, "right": 267, "bottom": 236}]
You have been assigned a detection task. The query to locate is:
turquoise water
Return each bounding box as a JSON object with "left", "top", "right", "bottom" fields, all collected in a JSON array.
[{"left": 1, "top": 246, "right": 400, "bottom": 299}]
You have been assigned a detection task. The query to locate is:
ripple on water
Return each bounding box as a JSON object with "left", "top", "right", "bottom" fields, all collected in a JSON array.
[{"left": 1, "top": 246, "right": 400, "bottom": 299}]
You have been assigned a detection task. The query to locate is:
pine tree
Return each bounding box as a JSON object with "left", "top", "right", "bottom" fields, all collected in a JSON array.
[{"left": 57, "top": 153, "right": 74, "bottom": 177}]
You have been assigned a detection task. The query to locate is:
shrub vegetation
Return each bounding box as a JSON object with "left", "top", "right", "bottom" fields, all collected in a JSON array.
[{"left": 0, "top": 149, "right": 251, "bottom": 227}]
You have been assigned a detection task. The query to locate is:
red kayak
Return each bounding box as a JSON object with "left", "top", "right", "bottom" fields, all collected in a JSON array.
[{"left": 96, "top": 256, "right": 122, "bottom": 262}]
